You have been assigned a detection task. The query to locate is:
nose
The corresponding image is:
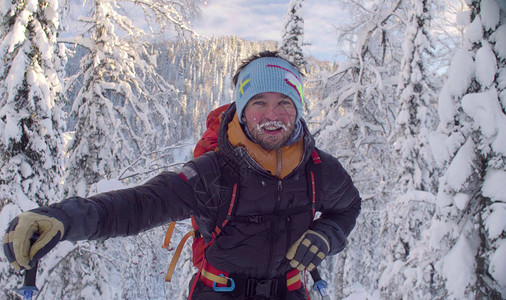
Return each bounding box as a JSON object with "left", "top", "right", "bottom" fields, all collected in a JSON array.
[{"left": 263, "top": 105, "right": 280, "bottom": 120}]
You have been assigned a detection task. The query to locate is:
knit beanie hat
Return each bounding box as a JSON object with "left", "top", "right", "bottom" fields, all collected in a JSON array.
[{"left": 234, "top": 57, "right": 304, "bottom": 123}]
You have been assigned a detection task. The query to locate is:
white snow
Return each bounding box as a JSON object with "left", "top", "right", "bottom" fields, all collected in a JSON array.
[
  {"left": 436, "top": 86, "right": 457, "bottom": 127},
  {"left": 0, "top": 1, "right": 10, "bottom": 16},
  {"left": 94, "top": 179, "right": 127, "bottom": 194},
  {"left": 492, "top": 24, "right": 506, "bottom": 60},
  {"left": 19, "top": 160, "right": 33, "bottom": 178},
  {"left": 442, "top": 138, "right": 476, "bottom": 192},
  {"left": 6, "top": 45, "right": 29, "bottom": 104},
  {"left": 480, "top": 0, "right": 500, "bottom": 30},
  {"left": 488, "top": 239, "right": 506, "bottom": 290},
  {"left": 465, "top": 15, "right": 484, "bottom": 45},
  {"left": 342, "top": 283, "right": 380, "bottom": 300},
  {"left": 485, "top": 202, "right": 506, "bottom": 240},
  {"left": 462, "top": 89, "right": 506, "bottom": 155},
  {"left": 429, "top": 131, "right": 451, "bottom": 166},
  {"left": 398, "top": 190, "right": 436, "bottom": 203},
  {"left": 0, "top": 203, "right": 21, "bottom": 239},
  {"left": 442, "top": 231, "right": 478, "bottom": 299},
  {"left": 2, "top": 110, "right": 23, "bottom": 142},
  {"left": 461, "top": 89, "right": 498, "bottom": 137},
  {"left": 483, "top": 169, "right": 506, "bottom": 202},
  {"left": 8, "top": 14, "right": 27, "bottom": 53},
  {"left": 446, "top": 49, "right": 475, "bottom": 98},
  {"left": 13, "top": 191, "right": 39, "bottom": 212},
  {"left": 430, "top": 218, "right": 456, "bottom": 249},
  {"left": 454, "top": 193, "right": 471, "bottom": 210},
  {"left": 474, "top": 43, "right": 497, "bottom": 87}
]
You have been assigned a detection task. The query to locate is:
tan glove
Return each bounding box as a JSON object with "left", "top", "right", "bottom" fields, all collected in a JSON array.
[
  {"left": 286, "top": 230, "right": 330, "bottom": 271},
  {"left": 3, "top": 211, "right": 64, "bottom": 270}
]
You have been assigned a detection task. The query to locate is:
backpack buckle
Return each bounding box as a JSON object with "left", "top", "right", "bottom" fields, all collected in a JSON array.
[
  {"left": 247, "top": 216, "right": 264, "bottom": 223},
  {"left": 212, "top": 274, "right": 235, "bottom": 292},
  {"left": 246, "top": 278, "right": 278, "bottom": 297}
]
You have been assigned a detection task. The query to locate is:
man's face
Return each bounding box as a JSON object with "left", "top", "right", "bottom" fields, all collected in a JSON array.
[{"left": 242, "top": 92, "right": 297, "bottom": 151}]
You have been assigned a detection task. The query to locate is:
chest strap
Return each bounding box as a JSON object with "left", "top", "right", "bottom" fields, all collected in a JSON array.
[
  {"left": 227, "top": 204, "right": 313, "bottom": 224},
  {"left": 200, "top": 260, "right": 301, "bottom": 296}
]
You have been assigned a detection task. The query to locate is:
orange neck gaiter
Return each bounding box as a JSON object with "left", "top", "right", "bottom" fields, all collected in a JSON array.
[{"left": 227, "top": 114, "right": 304, "bottom": 179}]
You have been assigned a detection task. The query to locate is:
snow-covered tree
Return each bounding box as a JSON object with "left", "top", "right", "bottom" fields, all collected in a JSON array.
[
  {"left": 310, "top": 0, "right": 406, "bottom": 297},
  {"left": 63, "top": 0, "right": 199, "bottom": 197},
  {"left": 280, "top": 0, "right": 306, "bottom": 69},
  {"left": 29, "top": 1, "right": 202, "bottom": 299},
  {"left": 312, "top": 0, "right": 405, "bottom": 197},
  {"left": 0, "top": 0, "right": 66, "bottom": 298},
  {"left": 428, "top": 0, "right": 506, "bottom": 297},
  {"left": 376, "top": 2, "right": 441, "bottom": 296},
  {"left": 393, "top": 0, "right": 438, "bottom": 192}
]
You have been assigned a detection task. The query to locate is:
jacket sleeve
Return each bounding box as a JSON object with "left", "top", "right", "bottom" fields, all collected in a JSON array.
[
  {"left": 45, "top": 157, "right": 220, "bottom": 242},
  {"left": 313, "top": 149, "right": 361, "bottom": 255}
]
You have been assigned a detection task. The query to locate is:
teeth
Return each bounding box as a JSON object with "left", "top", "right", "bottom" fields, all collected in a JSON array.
[{"left": 258, "top": 121, "right": 287, "bottom": 132}]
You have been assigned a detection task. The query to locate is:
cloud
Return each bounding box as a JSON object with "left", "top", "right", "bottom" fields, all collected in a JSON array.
[
  {"left": 303, "top": 1, "right": 348, "bottom": 60},
  {"left": 194, "top": 0, "right": 286, "bottom": 40},
  {"left": 193, "top": 0, "right": 347, "bottom": 61}
]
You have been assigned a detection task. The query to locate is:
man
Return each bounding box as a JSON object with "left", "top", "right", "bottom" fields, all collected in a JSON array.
[{"left": 3, "top": 51, "right": 361, "bottom": 299}]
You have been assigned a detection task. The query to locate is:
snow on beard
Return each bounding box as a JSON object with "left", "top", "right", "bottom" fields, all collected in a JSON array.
[{"left": 256, "top": 120, "right": 290, "bottom": 132}]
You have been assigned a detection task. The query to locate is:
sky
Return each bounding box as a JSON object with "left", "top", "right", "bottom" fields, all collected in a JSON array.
[{"left": 192, "top": 0, "right": 347, "bottom": 62}]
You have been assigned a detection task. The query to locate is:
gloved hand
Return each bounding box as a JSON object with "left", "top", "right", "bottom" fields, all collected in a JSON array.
[
  {"left": 286, "top": 230, "right": 330, "bottom": 271},
  {"left": 3, "top": 211, "right": 65, "bottom": 270}
]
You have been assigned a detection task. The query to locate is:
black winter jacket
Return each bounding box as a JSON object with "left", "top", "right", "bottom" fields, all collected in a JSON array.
[{"left": 44, "top": 104, "right": 361, "bottom": 283}]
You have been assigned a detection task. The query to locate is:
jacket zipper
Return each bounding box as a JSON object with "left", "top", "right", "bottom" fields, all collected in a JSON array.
[
  {"left": 266, "top": 180, "right": 283, "bottom": 276},
  {"left": 275, "top": 149, "right": 282, "bottom": 178}
]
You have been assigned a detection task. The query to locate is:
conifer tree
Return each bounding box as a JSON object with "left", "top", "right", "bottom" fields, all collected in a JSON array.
[
  {"left": 280, "top": 0, "right": 306, "bottom": 69},
  {"left": 394, "top": 0, "right": 437, "bottom": 193},
  {"left": 429, "top": 0, "right": 505, "bottom": 297},
  {"left": 33, "top": 1, "right": 201, "bottom": 299},
  {"left": 378, "top": 1, "right": 440, "bottom": 297},
  {"left": 0, "top": 0, "right": 65, "bottom": 298},
  {"left": 63, "top": 0, "right": 196, "bottom": 197}
]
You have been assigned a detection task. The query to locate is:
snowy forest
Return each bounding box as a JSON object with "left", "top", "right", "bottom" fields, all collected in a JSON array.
[{"left": 0, "top": 0, "right": 505, "bottom": 299}]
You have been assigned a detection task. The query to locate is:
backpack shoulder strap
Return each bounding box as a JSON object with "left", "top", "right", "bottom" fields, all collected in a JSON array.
[
  {"left": 209, "top": 151, "right": 240, "bottom": 239},
  {"left": 212, "top": 181, "right": 239, "bottom": 238},
  {"left": 306, "top": 149, "right": 323, "bottom": 219}
]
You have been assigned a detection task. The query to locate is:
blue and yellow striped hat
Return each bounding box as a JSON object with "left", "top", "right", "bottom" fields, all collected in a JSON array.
[{"left": 234, "top": 57, "right": 304, "bottom": 123}]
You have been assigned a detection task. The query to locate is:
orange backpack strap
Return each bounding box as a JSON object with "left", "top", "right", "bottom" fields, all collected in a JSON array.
[
  {"left": 162, "top": 222, "right": 177, "bottom": 249},
  {"left": 164, "top": 230, "right": 195, "bottom": 282}
]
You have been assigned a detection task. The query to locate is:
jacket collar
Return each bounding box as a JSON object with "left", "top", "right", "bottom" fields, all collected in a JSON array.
[{"left": 218, "top": 102, "right": 316, "bottom": 179}]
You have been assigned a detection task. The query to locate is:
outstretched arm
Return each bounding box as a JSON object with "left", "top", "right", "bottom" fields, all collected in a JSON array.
[
  {"left": 4, "top": 159, "right": 219, "bottom": 270},
  {"left": 55, "top": 171, "right": 200, "bottom": 241}
]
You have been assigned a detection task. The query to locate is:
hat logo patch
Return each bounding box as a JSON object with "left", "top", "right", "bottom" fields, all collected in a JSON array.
[
  {"left": 284, "top": 72, "right": 304, "bottom": 105},
  {"left": 238, "top": 74, "right": 251, "bottom": 97}
]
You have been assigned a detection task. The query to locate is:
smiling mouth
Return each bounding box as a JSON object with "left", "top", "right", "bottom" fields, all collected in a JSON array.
[
  {"left": 263, "top": 125, "right": 283, "bottom": 133},
  {"left": 257, "top": 121, "right": 287, "bottom": 134}
]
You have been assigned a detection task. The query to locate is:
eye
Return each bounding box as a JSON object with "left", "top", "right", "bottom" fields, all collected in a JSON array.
[
  {"left": 279, "top": 98, "right": 295, "bottom": 108},
  {"left": 251, "top": 100, "right": 266, "bottom": 106}
]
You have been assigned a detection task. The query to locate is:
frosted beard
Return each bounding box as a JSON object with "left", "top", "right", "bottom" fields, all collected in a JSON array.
[{"left": 248, "top": 120, "right": 295, "bottom": 151}]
